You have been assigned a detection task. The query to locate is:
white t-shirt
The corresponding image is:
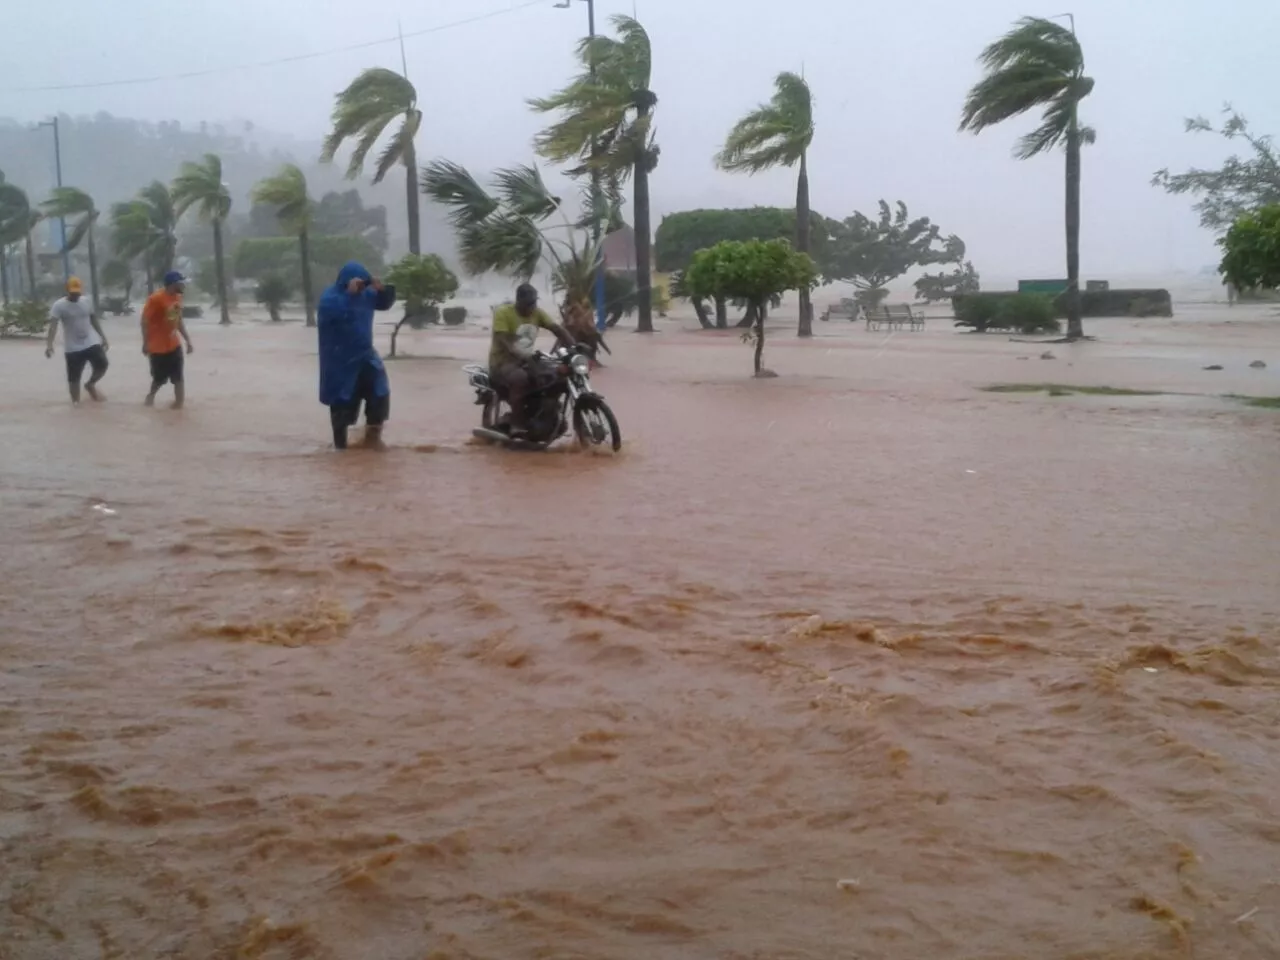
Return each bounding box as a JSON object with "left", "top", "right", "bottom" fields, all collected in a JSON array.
[{"left": 49, "top": 297, "right": 101, "bottom": 353}]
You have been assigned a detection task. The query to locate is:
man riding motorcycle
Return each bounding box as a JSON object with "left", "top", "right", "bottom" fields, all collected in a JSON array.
[{"left": 489, "top": 284, "right": 576, "bottom": 436}]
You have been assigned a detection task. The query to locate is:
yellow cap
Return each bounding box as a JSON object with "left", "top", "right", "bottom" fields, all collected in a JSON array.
[{"left": 66, "top": 277, "right": 83, "bottom": 293}]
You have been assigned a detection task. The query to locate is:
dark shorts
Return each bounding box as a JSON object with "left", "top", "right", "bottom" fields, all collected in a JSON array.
[
  {"left": 149, "top": 348, "right": 184, "bottom": 386},
  {"left": 65, "top": 344, "right": 108, "bottom": 383}
]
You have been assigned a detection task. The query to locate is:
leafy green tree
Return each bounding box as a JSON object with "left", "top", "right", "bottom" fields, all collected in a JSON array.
[
  {"left": 254, "top": 272, "right": 295, "bottom": 323},
  {"left": 716, "top": 72, "right": 816, "bottom": 337},
  {"left": 252, "top": 164, "right": 317, "bottom": 326},
  {"left": 194, "top": 257, "right": 234, "bottom": 307},
  {"left": 1219, "top": 205, "right": 1280, "bottom": 292},
  {"left": 172, "top": 154, "right": 233, "bottom": 324},
  {"left": 110, "top": 181, "right": 178, "bottom": 292},
  {"left": 819, "top": 201, "right": 964, "bottom": 301},
  {"left": 915, "top": 261, "right": 980, "bottom": 302},
  {"left": 101, "top": 259, "right": 133, "bottom": 301},
  {"left": 685, "top": 239, "right": 816, "bottom": 376},
  {"left": 1153, "top": 107, "right": 1280, "bottom": 231},
  {"left": 321, "top": 68, "right": 422, "bottom": 254},
  {"left": 960, "top": 17, "right": 1095, "bottom": 339},
  {"left": 312, "top": 189, "right": 389, "bottom": 252},
  {"left": 384, "top": 253, "right": 458, "bottom": 357},
  {"left": 530, "top": 15, "right": 659, "bottom": 333},
  {"left": 41, "top": 187, "right": 102, "bottom": 311}
]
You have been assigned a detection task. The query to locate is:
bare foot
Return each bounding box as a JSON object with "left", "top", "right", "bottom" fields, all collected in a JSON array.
[
  {"left": 144, "top": 393, "right": 156, "bottom": 407},
  {"left": 85, "top": 384, "right": 105, "bottom": 402},
  {"left": 360, "top": 428, "right": 386, "bottom": 450},
  {"left": 170, "top": 400, "right": 184, "bottom": 410}
]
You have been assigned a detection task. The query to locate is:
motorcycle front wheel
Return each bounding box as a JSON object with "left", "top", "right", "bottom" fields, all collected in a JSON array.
[{"left": 573, "top": 397, "right": 622, "bottom": 452}]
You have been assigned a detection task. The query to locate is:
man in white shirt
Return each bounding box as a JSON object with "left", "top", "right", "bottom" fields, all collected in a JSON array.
[{"left": 45, "top": 277, "right": 110, "bottom": 403}]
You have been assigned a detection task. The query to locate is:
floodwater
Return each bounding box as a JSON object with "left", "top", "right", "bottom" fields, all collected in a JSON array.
[{"left": 2, "top": 306, "right": 1279, "bottom": 959}]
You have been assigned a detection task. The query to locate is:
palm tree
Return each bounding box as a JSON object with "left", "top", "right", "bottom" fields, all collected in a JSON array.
[
  {"left": 321, "top": 68, "right": 422, "bottom": 254},
  {"left": 530, "top": 15, "right": 659, "bottom": 333},
  {"left": 716, "top": 72, "right": 816, "bottom": 337},
  {"left": 41, "top": 187, "right": 103, "bottom": 311},
  {"left": 423, "top": 158, "right": 603, "bottom": 344},
  {"left": 172, "top": 154, "right": 233, "bottom": 324},
  {"left": 960, "top": 17, "right": 1095, "bottom": 339},
  {"left": 111, "top": 181, "right": 178, "bottom": 293},
  {"left": 253, "top": 164, "right": 316, "bottom": 326}
]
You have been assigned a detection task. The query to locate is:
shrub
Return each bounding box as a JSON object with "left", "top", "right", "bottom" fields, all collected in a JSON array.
[
  {"left": 254, "top": 272, "right": 295, "bottom": 322},
  {"left": 442, "top": 305, "right": 467, "bottom": 326},
  {"left": 1, "top": 301, "right": 49, "bottom": 338},
  {"left": 955, "top": 293, "right": 1060, "bottom": 333},
  {"left": 406, "top": 304, "right": 440, "bottom": 329},
  {"left": 1074, "top": 288, "right": 1172, "bottom": 318},
  {"left": 182, "top": 305, "right": 204, "bottom": 319},
  {"left": 996, "top": 294, "right": 1060, "bottom": 334}
]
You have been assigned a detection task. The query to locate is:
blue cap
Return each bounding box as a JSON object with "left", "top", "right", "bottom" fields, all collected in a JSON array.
[{"left": 163, "top": 270, "right": 187, "bottom": 286}]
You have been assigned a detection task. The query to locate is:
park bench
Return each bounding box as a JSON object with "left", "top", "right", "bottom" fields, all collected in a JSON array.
[
  {"left": 865, "top": 303, "right": 925, "bottom": 331},
  {"left": 820, "top": 298, "right": 857, "bottom": 322}
]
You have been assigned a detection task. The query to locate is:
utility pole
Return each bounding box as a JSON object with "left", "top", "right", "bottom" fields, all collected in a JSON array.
[
  {"left": 37, "top": 116, "right": 70, "bottom": 281},
  {"left": 558, "top": 0, "right": 607, "bottom": 331}
]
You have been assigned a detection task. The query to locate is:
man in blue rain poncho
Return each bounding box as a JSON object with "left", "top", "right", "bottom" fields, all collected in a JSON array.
[{"left": 318, "top": 262, "right": 397, "bottom": 449}]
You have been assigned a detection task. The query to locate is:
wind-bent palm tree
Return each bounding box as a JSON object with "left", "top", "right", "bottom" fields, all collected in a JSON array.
[
  {"left": 253, "top": 164, "right": 316, "bottom": 326},
  {"left": 111, "top": 181, "right": 178, "bottom": 293},
  {"left": 423, "top": 158, "right": 604, "bottom": 346},
  {"left": 960, "top": 17, "right": 1095, "bottom": 339},
  {"left": 322, "top": 68, "right": 422, "bottom": 254},
  {"left": 42, "top": 187, "right": 103, "bottom": 311},
  {"left": 172, "top": 154, "right": 233, "bottom": 324},
  {"left": 717, "top": 71, "right": 816, "bottom": 337},
  {"left": 530, "top": 15, "right": 659, "bottom": 333}
]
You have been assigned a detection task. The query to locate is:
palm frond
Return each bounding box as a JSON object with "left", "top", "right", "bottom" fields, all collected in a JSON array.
[
  {"left": 373, "top": 109, "right": 420, "bottom": 183},
  {"left": 493, "top": 165, "right": 560, "bottom": 220},
  {"left": 979, "top": 18, "right": 1082, "bottom": 75},
  {"left": 960, "top": 64, "right": 1071, "bottom": 131},
  {"left": 1079, "top": 125, "right": 1098, "bottom": 145},
  {"left": 41, "top": 186, "right": 96, "bottom": 219},
  {"left": 322, "top": 68, "right": 417, "bottom": 178},
  {"left": 253, "top": 164, "right": 311, "bottom": 232},
  {"left": 458, "top": 214, "right": 543, "bottom": 280},
  {"left": 421, "top": 159, "right": 500, "bottom": 229},
  {"left": 63, "top": 214, "right": 95, "bottom": 253},
  {"left": 172, "top": 154, "right": 231, "bottom": 222},
  {"left": 0, "top": 183, "right": 32, "bottom": 246}
]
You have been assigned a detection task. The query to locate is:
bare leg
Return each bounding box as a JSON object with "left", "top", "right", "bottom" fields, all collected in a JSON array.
[
  {"left": 171, "top": 382, "right": 185, "bottom": 410},
  {"left": 68, "top": 379, "right": 82, "bottom": 404},
  {"left": 144, "top": 383, "right": 160, "bottom": 406}
]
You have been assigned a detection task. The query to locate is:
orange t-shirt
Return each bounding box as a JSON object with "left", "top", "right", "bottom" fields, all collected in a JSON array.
[{"left": 143, "top": 290, "right": 183, "bottom": 355}]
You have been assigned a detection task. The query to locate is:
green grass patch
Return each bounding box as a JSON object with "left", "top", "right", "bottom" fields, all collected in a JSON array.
[
  {"left": 1231, "top": 395, "right": 1280, "bottom": 409},
  {"left": 982, "top": 383, "right": 1165, "bottom": 397}
]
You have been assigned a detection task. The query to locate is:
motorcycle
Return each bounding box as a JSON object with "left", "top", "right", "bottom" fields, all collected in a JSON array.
[{"left": 463, "top": 340, "right": 622, "bottom": 452}]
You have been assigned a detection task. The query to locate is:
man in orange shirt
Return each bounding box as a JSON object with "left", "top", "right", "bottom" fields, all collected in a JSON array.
[{"left": 141, "top": 270, "right": 195, "bottom": 409}]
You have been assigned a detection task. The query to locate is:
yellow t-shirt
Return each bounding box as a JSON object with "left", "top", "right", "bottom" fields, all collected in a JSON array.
[{"left": 489, "top": 304, "right": 555, "bottom": 369}]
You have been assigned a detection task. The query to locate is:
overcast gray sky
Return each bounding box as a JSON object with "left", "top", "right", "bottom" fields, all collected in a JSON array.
[{"left": 3, "top": 0, "right": 1277, "bottom": 279}]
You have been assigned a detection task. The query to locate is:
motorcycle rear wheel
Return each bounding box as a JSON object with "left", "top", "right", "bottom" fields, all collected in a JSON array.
[
  {"left": 481, "top": 395, "right": 503, "bottom": 431},
  {"left": 573, "top": 398, "right": 621, "bottom": 452}
]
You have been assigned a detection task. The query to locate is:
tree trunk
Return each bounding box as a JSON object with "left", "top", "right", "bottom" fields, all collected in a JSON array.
[
  {"left": 24, "top": 232, "right": 37, "bottom": 299},
  {"left": 736, "top": 304, "right": 756, "bottom": 329},
  {"left": 692, "top": 296, "right": 712, "bottom": 329},
  {"left": 87, "top": 224, "right": 101, "bottom": 314},
  {"left": 213, "top": 218, "right": 231, "bottom": 325},
  {"left": 390, "top": 317, "right": 405, "bottom": 357},
  {"left": 299, "top": 228, "right": 316, "bottom": 327},
  {"left": 753, "top": 298, "right": 765, "bottom": 375},
  {"left": 796, "top": 151, "right": 813, "bottom": 338},
  {"left": 714, "top": 295, "right": 728, "bottom": 329},
  {"left": 269, "top": 305, "right": 282, "bottom": 323},
  {"left": 633, "top": 127, "right": 654, "bottom": 333},
  {"left": 404, "top": 140, "right": 421, "bottom": 256},
  {"left": 1064, "top": 116, "right": 1083, "bottom": 340},
  {"left": 144, "top": 259, "right": 154, "bottom": 295},
  {"left": 0, "top": 248, "right": 10, "bottom": 306}
]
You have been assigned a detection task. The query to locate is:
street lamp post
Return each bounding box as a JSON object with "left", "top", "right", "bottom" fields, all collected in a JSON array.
[
  {"left": 36, "top": 116, "right": 70, "bottom": 282},
  {"left": 556, "top": 0, "right": 607, "bottom": 332}
]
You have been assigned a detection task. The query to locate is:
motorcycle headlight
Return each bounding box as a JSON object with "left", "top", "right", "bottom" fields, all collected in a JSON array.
[{"left": 570, "top": 354, "right": 590, "bottom": 377}]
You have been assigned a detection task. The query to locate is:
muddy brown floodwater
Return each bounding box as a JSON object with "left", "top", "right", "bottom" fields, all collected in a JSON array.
[{"left": 2, "top": 309, "right": 1279, "bottom": 959}]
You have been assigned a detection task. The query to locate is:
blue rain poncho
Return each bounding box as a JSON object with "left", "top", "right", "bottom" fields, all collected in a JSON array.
[{"left": 317, "top": 261, "right": 396, "bottom": 407}]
